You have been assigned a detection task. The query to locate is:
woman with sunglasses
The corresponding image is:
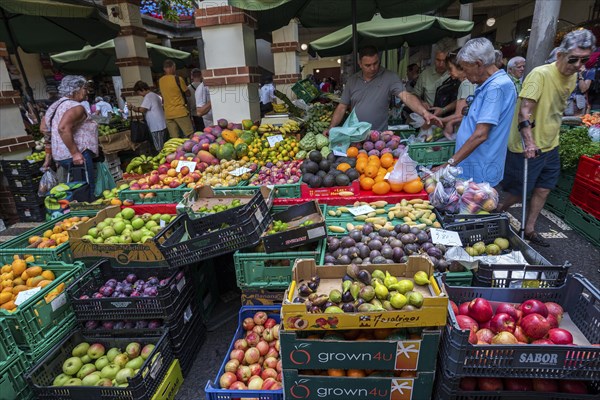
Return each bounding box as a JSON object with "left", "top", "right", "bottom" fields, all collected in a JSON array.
[{"left": 440, "top": 50, "right": 477, "bottom": 139}]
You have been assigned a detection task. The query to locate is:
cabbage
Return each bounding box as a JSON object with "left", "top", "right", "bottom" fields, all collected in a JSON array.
[{"left": 315, "top": 133, "right": 329, "bottom": 150}]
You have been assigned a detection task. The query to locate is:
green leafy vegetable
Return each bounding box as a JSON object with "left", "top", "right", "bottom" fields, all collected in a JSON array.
[{"left": 559, "top": 127, "right": 600, "bottom": 171}]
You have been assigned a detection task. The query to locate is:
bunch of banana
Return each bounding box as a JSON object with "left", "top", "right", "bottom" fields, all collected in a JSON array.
[
  {"left": 272, "top": 103, "right": 288, "bottom": 113},
  {"left": 258, "top": 123, "right": 280, "bottom": 134},
  {"left": 161, "top": 138, "right": 186, "bottom": 155},
  {"left": 279, "top": 119, "right": 301, "bottom": 134},
  {"left": 126, "top": 155, "right": 158, "bottom": 174}
]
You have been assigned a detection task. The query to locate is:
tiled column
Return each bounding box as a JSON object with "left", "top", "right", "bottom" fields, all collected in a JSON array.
[
  {"left": 272, "top": 20, "right": 301, "bottom": 100},
  {"left": 103, "top": 0, "right": 153, "bottom": 106},
  {"left": 195, "top": 3, "right": 261, "bottom": 122}
]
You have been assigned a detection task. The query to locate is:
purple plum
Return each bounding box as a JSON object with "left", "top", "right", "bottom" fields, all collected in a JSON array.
[
  {"left": 126, "top": 274, "right": 137, "bottom": 284},
  {"left": 93, "top": 293, "right": 104, "bottom": 299},
  {"left": 135, "top": 320, "right": 149, "bottom": 329},
  {"left": 131, "top": 291, "right": 141, "bottom": 297},
  {"left": 123, "top": 321, "right": 134, "bottom": 329},
  {"left": 362, "top": 141, "right": 374, "bottom": 152},
  {"left": 143, "top": 287, "right": 158, "bottom": 297},
  {"left": 148, "top": 320, "right": 162, "bottom": 329},
  {"left": 374, "top": 140, "right": 386, "bottom": 151},
  {"left": 369, "top": 131, "right": 380, "bottom": 142},
  {"left": 147, "top": 277, "right": 159, "bottom": 286},
  {"left": 114, "top": 321, "right": 125, "bottom": 330},
  {"left": 85, "top": 320, "right": 99, "bottom": 330},
  {"left": 101, "top": 321, "right": 114, "bottom": 330},
  {"left": 368, "top": 149, "right": 381, "bottom": 157}
]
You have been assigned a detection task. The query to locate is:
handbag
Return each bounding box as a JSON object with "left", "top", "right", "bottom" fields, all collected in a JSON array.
[{"left": 130, "top": 109, "right": 150, "bottom": 143}]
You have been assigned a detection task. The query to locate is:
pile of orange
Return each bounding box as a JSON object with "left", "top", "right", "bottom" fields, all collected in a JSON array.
[
  {"left": 347, "top": 147, "right": 424, "bottom": 195},
  {"left": 27, "top": 216, "right": 89, "bottom": 249}
]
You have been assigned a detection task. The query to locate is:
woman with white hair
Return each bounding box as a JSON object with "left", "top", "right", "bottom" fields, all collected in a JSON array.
[{"left": 41, "top": 75, "right": 99, "bottom": 196}]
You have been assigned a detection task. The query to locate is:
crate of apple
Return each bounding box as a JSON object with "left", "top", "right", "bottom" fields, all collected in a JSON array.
[
  {"left": 454, "top": 376, "right": 597, "bottom": 396},
  {"left": 26, "top": 330, "right": 173, "bottom": 399},
  {"left": 83, "top": 319, "right": 163, "bottom": 333},
  {"left": 205, "top": 307, "right": 283, "bottom": 400}
]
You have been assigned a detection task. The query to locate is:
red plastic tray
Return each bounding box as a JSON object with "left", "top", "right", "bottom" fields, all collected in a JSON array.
[
  {"left": 122, "top": 203, "right": 178, "bottom": 215},
  {"left": 575, "top": 154, "right": 600, "bottom": 188},
  {"left": 299, "top": 180, "right": 360, "bottom": 198},
  {"left": 569, "top": 176, "right": 600, "bottom": 219},
  {"left": 275, "top": 189, "right": 428, "bottom": 206}
]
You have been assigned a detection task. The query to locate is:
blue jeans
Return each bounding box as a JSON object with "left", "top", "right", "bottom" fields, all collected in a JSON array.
[{"left": 58, "top": 149, "right": 96, "bottom": 198}]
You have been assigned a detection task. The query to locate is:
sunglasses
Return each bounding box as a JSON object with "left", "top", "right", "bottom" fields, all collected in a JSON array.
[
  {"left": 462, "top": 95, "right": 475, "bottom": 116},
  {"left": 567, "top": 56, "right": 590, "bottom": 64}
]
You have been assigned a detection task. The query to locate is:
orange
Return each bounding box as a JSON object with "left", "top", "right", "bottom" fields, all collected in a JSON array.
[
  {"left": 378, "top": 167, "right": 388, "bottom": 176},
  {"left": 327, "top": 369, "right": 346, "bottom": 377},
  {"left": 390, "top": 182, "right": 404, "bottom": 192},
  {"left": 359, "top": 177, "right": 375, "bottom": 190},
  {"left": 403, "top": 178, "right": 424, "bottom": 193},
  {"left": 380, "top": 153, "right": 394, "bottom": 168},
  {"left": 368, "top": 155, "right": 381, "bottom": 166},
  {"left": 356, "top": 159, "right": 367, "bottom": 173},
  {"left": 347, "top": 369, "right": 366, "bottom": 378},
  {"left": 346, "top": 146, "right": 359, "bottom": 158},
  {"left": 356, "top": 151, "right": 368, "bottom": 160},
  {"left": 372, "top": 181, "right": 391, "bottom": 195},
  {"left": 374, "top": 175, "right": 386, "bottom": 183},
  {"left": 364, "top": 164, "right": 379, "bottom": 178},
  {"left": 336, "top": 163, "right": 351, "bottom": 172}
]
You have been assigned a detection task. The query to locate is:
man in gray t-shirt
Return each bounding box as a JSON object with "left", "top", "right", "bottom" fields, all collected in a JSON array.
[{"left": 328, "top": 46, "right": 441, "bottom": 132}]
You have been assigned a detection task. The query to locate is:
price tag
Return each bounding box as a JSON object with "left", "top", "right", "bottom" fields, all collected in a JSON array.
[
  {"left": 384, "top": 172, "right": 390, "bottom": 180},
  {"left": 347, "top": 205, "right": 376, "bottom": 216},
  {"left": 15, "top": 287, "right": 41, "bottom": 306},
  {"left": 175, "top": 160, "right": 196, "bottom": 172},
  {"left": 430, "top": 228, "right": 463, "bottom": 246},
  {"left": 159, "top": 219, "right": 166, "bottom": 228},
  {"left": 24, "top": 210, "right": 31, "bottom": 217},
  {"left": 267, "top": 135, "right": 283, "bottom": 147},
  {"left": 10, "top": 169, "right": 18, "bottom": 175},
  {"left": 229, "top": 167, "right": 252, "bottom": 177},
  {"left": 51, "top": 293, "right": 67, "bottom": 311},
  {"left": 16, "top": 181, "right": 22, "bottom": 188},
  {"left": 176, "top": 276, "right": 186, "bottom": 292}
]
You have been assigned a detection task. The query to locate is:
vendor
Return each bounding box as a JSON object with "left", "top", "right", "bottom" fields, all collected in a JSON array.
[
  {"left": 41, "top": 75, "right": 99, "bottom": 196},
  {"left": 327, "top": 46, "right": 441, "bottom": 133}
]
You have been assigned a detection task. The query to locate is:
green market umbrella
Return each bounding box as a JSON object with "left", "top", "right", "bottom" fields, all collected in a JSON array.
[
  {"left": 309, "top": 14, "right": 474, "bottom": 58},
  {"left": 51, "top": 40, "right": 192, "bottom": 76}
]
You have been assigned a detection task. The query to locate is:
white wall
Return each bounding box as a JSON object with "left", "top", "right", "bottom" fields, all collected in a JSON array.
[
  {"left": 299, "top": 55, "right": 340, "bottom": 78},
  {"left": 256, "top": 39, "right": 274, "bottom": 74},
  {"left": 12, "top": 50, "right": 47, "bottom": 100}
]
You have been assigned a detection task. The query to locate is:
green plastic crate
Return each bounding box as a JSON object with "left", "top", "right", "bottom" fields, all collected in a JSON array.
[
  {"left": 0, "top": 351, "right": 33, "bottom": 400},
  {"left": 444, "top": 269, "right": 473, "bottom": 286},
  {"left": 0, "top": 211, "right": 96, "bottom": 264},
  {"left": 0, "top": 318, "right": 18, "bottom": 370},
  {"left": 292, "top": 79, "right": 320, "bottom": 103},
  {"left": 556, "top": 171, "right": 575, "bottom": 193},
  {"left": 565, "top": 202, "right": 600, "bottom": 247},
  {"left": 1, "top": 261, "right": 85, "bottom": 350},
  {"left": 216, "top": 182, "right": 301, "bottom": 199},
  {"left": 408, "top": 140, "right": 455, "bottom": 165},
  {"left": 234, "top": 239, "right": 325, "bottom": 289},
  {"left": 23, "top": 315, "right": 76, "bottom": 365},
  {"left": 118, "top": 184, "right": 191, "bottom": 204},
  {"left": 544, "top": 189, "right": 570, "bottom": 218}
]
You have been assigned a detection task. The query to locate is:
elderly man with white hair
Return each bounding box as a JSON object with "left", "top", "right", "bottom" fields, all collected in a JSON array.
[
  {"left": 507, "top": 56, "right": 526, "bottom": 94},
  {"left": 435, "top": 38, "right": 517, "bottom": 188},
  {"left": 498, "top": 29, "right": 596, "bottom": 247}
]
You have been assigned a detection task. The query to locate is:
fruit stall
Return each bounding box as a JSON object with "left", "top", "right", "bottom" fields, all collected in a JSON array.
[{"left": 0, "top": 99, "right": 598, "bottom": 400}]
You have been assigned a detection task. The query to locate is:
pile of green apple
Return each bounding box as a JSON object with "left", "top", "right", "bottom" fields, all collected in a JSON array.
[
  {"left": 53, "top": 341, "right": 156, "bottom": 387},
  {"left": 81, "top": 207, "right": 175, "bottom": 244}
]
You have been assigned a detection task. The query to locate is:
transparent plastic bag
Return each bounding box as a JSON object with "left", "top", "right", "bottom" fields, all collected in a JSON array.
[
  {"left": 589, "top": 125, "right": 600, "bottom": 142},
  {"left": 459, "top": 181, "right": 499, "bottom": 214},
  {"left": 389, "top": 148, "right": 419, "bottom": 184},
  {"left": 38, "top": 169, "right": 58, "bottom": 197},
  {"left": 430, "top": 182, "right": 461, "bottom": 213}
]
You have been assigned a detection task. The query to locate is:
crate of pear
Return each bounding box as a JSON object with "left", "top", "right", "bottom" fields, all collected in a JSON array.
[{"left": 464, "top": 237, "right": 510, "bottom": 257}]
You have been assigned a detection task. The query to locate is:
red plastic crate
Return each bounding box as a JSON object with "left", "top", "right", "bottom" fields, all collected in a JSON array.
[
  {"left": 575, "top": 154, "right": 600, "bottom": 187},
  {"left": 300, "top": 180, "right": 360, "bottom": 198},
  {"left": 277, "top": 189, "right": 428, "bottom": 206},
  {"left": 570, "top": 176, "right": 600, "bottom": 219}
]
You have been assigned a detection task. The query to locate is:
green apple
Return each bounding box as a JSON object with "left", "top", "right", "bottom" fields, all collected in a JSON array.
[
  {"left": 96, "top": 222, "right": 107, "bottom": 231},
  {"left": 106, "top": 348, "right": 121, "bottom": 362},
  {"left": 141, "top": 236, "right": 153, "bottom": 243},
  {"left": 151, "top": 214, "right": 161, "bottom": 221},
  {"left": 81, "top": 372, "right": 102, "bottom": 386},
  {"left": 140, "top": 213, "right": 152, "bottom": 222},
  {"left": 125, "top": 356, "right": 144, "bottom": 370},
  {"left": 114, "top": 212, "right": 123, "bottom": 219},
  {"left": 93, "top": 237, "right": 104, "bottom": 244},
  {"left": 88, "top": 343, "right": 105, "bottom": 359},
  {"left": 115, "top": 368, "right": 134, "bottom": 384},
  {"left": 130, "top": 230, "right": 143, "bottom": 243},
  {"left": 80, "top": 355, "right": 92, "bottom": 364},
  {"left": 53, "top": 373, "right": 71, "bottom": 386},
  {"left": 150, "top": 226, "right": 162, "bottom": 235},
  {"left": 119, "top": 184, "right": 130, "bottom": 191},
  {"left": 72, "top": 342, "right": 90, "bottom": 358},
  {"left": 63, "top": 357, "right": 83, "bottom": 376},
  {"left": 160, "top": 214, "right": 172, "bottom": 223},
  {"left": 64, "top": 378, "right": 82, "bottom": 386},
  {"left": 145, "top": 220, "right": 158, "bottom": 230},
  {"left": 102, "top": 190, "right": 111, "bottom": 198},
  {"left": 118, "top": 383, "right": 129, "bottom": 387},
  {"left": 104, "top": 218, "right": 113, "bottom": 225},
  {"left": 120, "top": 235, "right": 132, "bottom": 244},
  {"left": 81, "top": 235, "right": 94, "bottom": 242},
  {"left": 95, "top": 378, "right": 113, "bottom": 387},
  {"left": 76, "top": 363, "right": 97, "bottom": 379},
  {"left": 131, "top": 218, "right": 144, "bottom": 230},
  {"left": 100, "top": 363, "right": 121, "bottom": 380},
  {"left": 170, "top": 215, "right": 176, "bottom": 222},
  {"left": 113, "top": 353, "right": 129, "bottom": 368},
  {"left": 87, "top": 228, "right": 98, "bottom": 238},
  {"left": 101, "top": 227, "right": 116, "bottom": 239},
  {"left": 121, "top": 208, "right": 135, "bottom": 220},
  {"left": 113, "top": 221, "right": 126, "bottom": 235},
  {"left": 95, "top": 356, "right": 110, "bottom": 370}
]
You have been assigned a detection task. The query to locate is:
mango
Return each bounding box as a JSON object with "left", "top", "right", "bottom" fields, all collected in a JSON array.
[
  {"left": 41, "top": 270, "right": 55, "bottom": 280},
  {"left": 25, "top": 266, "right": 42, "bottom": 278},
  {"left": 0, "top": 291, "right": 12, "bottom": 304},
  {"left": 12, "top": 285, "right": 28, "bottom": 295}
]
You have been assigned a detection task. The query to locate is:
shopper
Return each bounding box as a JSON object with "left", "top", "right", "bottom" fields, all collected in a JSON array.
[
  {"left": 259, "top": 76, "right": 275, "bottom": 116},
  {"left": 129, "top": 81, "right": 168, "bottom": 152},
  {"left": 507, "top": 56, "right": 526, "bottom": 94},
  {"left": 41, "top": 75, "right": 98, "bottom": 196},
  {"left": 158, "top": 59, "right": 194, "bottom": 138},
  {"left": 94, "top": 96, "right": 112, "bottom": 117},
  {"left": 498, "top": 29, "right": 596, "bottom": 246},
  {"left": 405, "top": 63, "right": 421, "bottom": 93},
  {"left": 585, "top": 56, "right": 600, "bottom": 111},
  {"left": 327, "top": 45, "right": 441, "bottom": 132},
  {"left": 413, "top": 50, "right": 449, "bottom": 108},
  {"left": 434, "top": 38, "right": 517, "bottom": 187},
  {"left": 440, "top": 50, "right": 477, "bottom": 138},
  {"left": 187, "top": 68, "right": 205, "bottom": 131},
  {"left": 494, "top": 49, "right": 505, "bottom": 69}
]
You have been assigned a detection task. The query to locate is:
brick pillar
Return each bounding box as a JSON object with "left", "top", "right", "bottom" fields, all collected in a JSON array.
[
  {"left": 271, "top": 20, "right": 301, "bottom": 100},
  {"left": 103, "top": 0, "right": 153, "bottom": 106},
  {"left": 195, "top": 2, "right": 261, "bottom": 122}
]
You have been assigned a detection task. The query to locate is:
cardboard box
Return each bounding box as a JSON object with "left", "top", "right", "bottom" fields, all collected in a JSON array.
[
  {"left": 280, "top": 327, "right": 441, "bottom": 371},
  {"left": 282, "top": 257, "right": 447, "bottom": 330},
  {"left": 99, "top": 129, "right": 134, "bottom": 154},
  {"left": 262, "top": 200, "right": 326, "bottom": 253},
  {"left": 176, "top": 186, "right": 273, "bottom": 218},
  {"left": 300, "top": 180, "right": 360, "bottom": 198},
  {"left": 69, "top": 206, "right": 169, "bottom": 267},
  {"left": 241, "top": 288, "right": 285, "bottom": 306},
  {"left": 283, "top": 370, "right": 435, "bottom": 400},
  {"left": 150, "top": 359, "right": 183, "bottom": 400}
]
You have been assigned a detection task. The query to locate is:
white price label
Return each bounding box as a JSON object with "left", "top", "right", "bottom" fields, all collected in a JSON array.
[
  {"left": 307, "top": 226, "right": 326, "bottom": 239},
  {"left": 15, "top": 287, "right": 41, "bottom": 306},
  {"left": 176, "top": 276, "right": 186, "bottom": 292},
  {"left": 384, "top": 172, "right": 390, "bottom": 180},
  {"left": 267, "top": 135, "right": 284, "bottom": 147},
  {"left": 24, "top": 210, "right": 31, "bottom": 217},
  {"left": 10, "top": 169, "right": 18, "bottom": 175},
  {"left": 160, "top": 219, "right": 166, "bottom": 228},
  {"left": 229, "top": 167, "right": 252, "bottom": 177},
  {"left": 16, "top": 181, "right": 22, "bottom": 188},
  {"left": 430, "top": 228, "right": 463, "bottom": 247},
  {"left": 347, "top": 205, "right": 376, "bottom": 216},
  {"left": 51, "top": 293, "right": 67, "bottom": 311},
  {"left": 175, "top": 160, "right": 196, "bottom": 173}
]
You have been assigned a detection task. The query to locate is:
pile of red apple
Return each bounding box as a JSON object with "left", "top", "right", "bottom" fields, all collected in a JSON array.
[
  {"left": 451, "top": 298, "right": 574, "bottom": 345},
  {"left": 128, "top": 163, "right": 202, "bottom": 195},
  {"left": 460, "top": 377, "right": 591, "bottom": 394},
  {"left": 218, "top": 311, "right": 283, "bottom": 391}
]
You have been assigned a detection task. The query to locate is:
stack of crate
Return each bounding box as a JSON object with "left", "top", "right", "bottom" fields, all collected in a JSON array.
[
  {"left": 567, "top": 155, "right": 600, "bottom": 247},
  {"left": 105, "top": 153, "right": 123, "bottom": 181},
  {"left": 1, "top": 159, "right": 45, "bottom": 222}
]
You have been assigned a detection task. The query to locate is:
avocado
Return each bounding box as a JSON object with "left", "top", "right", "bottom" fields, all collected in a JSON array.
[
  {"left": 335, "top": 173, "right": 350, "bottom": 186},
  {"left": 322, "top": 174, "right": 336, "bottom": 187},
  {"left": 319, "top": 160, "right": 330, "bottom": 172},
  {"left": 346, "top": 168, "right": 360, "bottom": 181},
  {"left": 302, "top": 173, "right": 314, "bottom": 184},
  {"left": 309, "top": 175, "right": 323, "bottom": 188},
  {"left": 304, "top": 160, "right": 319, "bottom": 174},
  {"left": 308, "top": 150, "right": 323, "bottom": 163}
]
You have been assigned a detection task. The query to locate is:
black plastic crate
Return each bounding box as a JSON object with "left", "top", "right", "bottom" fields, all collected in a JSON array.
[
  {"left": 25, "top": 329, "right": 174, "bottom": 400},
  {"left": 67, "top": 259, "right": 192, "bottom": 320},
  {"left": 154, "top": 189, "right": 273, "bottom": 268},
  {"left": 13, "top": 191, "right": 44, "bottom": 206},
  {"left": 172, "top": 308, "right": 206, "bottom": 378},
  {"left": 1, "top": 159, "right": 43, "bottom": 177},
  {"left": 437, "top": 274, "right": 600, "bottom": 380},
  {"left": 15, "top": 203, "right": 46, "bottom": 222},
  {"left": 6, "top": 174, "right": 43, "bottom": 192},
  {"left": 473, "top": 263, "right": 571, "bottom": 288}
]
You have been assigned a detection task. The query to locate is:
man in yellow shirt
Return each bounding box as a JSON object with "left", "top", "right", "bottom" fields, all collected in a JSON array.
[
  {"left": 499, "top": 29, "right": 596, "bottom": 246},
  {"left": 158, "top": 59, "right": 194, "bottom": 138}
]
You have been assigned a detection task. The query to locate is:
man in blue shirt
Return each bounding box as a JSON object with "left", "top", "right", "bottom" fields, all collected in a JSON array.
[{"left": 436, "top": 38, "right": 517, "bottom": 186}]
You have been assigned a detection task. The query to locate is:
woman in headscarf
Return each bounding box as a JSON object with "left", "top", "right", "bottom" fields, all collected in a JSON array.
[{"left": 41, "top": 75, "right": 99, "bottom": 196}]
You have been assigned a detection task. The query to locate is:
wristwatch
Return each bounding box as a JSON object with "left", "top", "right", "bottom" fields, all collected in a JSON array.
[
  {"left": 518, "top": 120, "right": 535, "bottom": 131},
  {"left": 447, "top": 157, "right": 457, "bottom": 166}
]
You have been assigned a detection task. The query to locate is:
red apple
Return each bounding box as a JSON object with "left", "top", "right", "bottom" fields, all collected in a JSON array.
[
  {"left": 242, "top": 317, "right": 255, "bottom": 331},
  {"left": 254, "top": 311, "right": 268, "bottom": 325},
  {"left": 490, "top": 313, "right": 516, "bottom": 334},
  {"left": 478, "top": 377, "right": 503, "bottom": 391},
  {"left": 229, "top": 381, "right": 247, "bottom": 390},
  {"left": 468, "top": 298, "right": 494, "bottom": 323},
  {"left": 521, "top": 299, "right": 548, "bottom": 318},
  {"left": 255, "top": 340, "right": 269, "bottom": 356},
  {"left": 264, "top": 318, "right": 277, "bottom": 329},
  {"left": 245, "top": 331, "right": 260, "bottom": 346},
  {"left": 514, "top": 326, "right": 529, "bottom": 343},
  {"left": 459, "top": 377, "right": 477, "bottom": 391},
  {"left": 491, "top": 331, "right": 519, "bottom": 344},
  {"left": 230, "top": 349, "right": 244, "bottom": 362},
  {"left": 236, "top": 365, "right": 251, "bottom": 382},
  {"left": 495, "top": 303, "right": 520, "bottom": 322},
  {"left": 219, "top": 372, "right": 237, "bottom": 389},
  {"left": 546, "top": 328, "right": 573, "bottom": 345},
  {"left": 479, "top": 320, "right": 492, "bottom": 330},
  {"left": 504, "top": 378, "right": 533, "bottom": 391},
  {"left": 244, "top": 348, "right": 260, "bottom": 365},
  {"left": 545, "top": 302, "right": 564, "bottom": 323},
  {"left": 224, "top": 359, "right": 240, "bottom": 373},
  {"left": 459, "top": 302, "right": 470, "bottom": 315},
  {"left": 234, "top": 339, "right": 249, "bottom": 351},
  {"left": 476, "top": 328, "right": 495, "bottom": 344},
  {"left": 546, "top": 314, "right": 559, "bottom": 329},
  {"left": 261, "top": 368, "right": 277, "bottom": 381},
  {"left": 532, "top": 379, "right": 558, "bottom": 392},
  {"left": 248, "top": 363, "right": 262, "bottom": 376},
  {"left": 520, "top": 313, "right": 551, "bottom": 340},
  {"left": 559, "top": 380, "right": 589, "bottom": 394},
  {"left": 532, "top": 339, "right": 554, "bottom": 344},
  {"left": 456, "top": 315, "right": 479, "bottom": 332},
  {"left": 450, "top": 301, "right": 459, "bottom": 316}
]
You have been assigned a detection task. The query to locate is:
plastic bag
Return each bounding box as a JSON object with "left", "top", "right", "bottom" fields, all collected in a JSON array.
[
  {"left": 430, "top": 182, "right": 461, "bottom": 213},
  {"left": 589, "top": 125, "right": 600, "bottom": 142},
  {"left": 94, "top": 162, "right": 116, "bottom": 198},
  {"left": 329, "top": 110, "right": 372, "bottom": 156},
  {"left": 389, "top": 148, "right": 419, "bottom": 184},
  {"left": 459, "top": 181, "right": 499, "bottom": 214},
  {"left": 38, "top": 169, "right": 58, "bottom": 197}
]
